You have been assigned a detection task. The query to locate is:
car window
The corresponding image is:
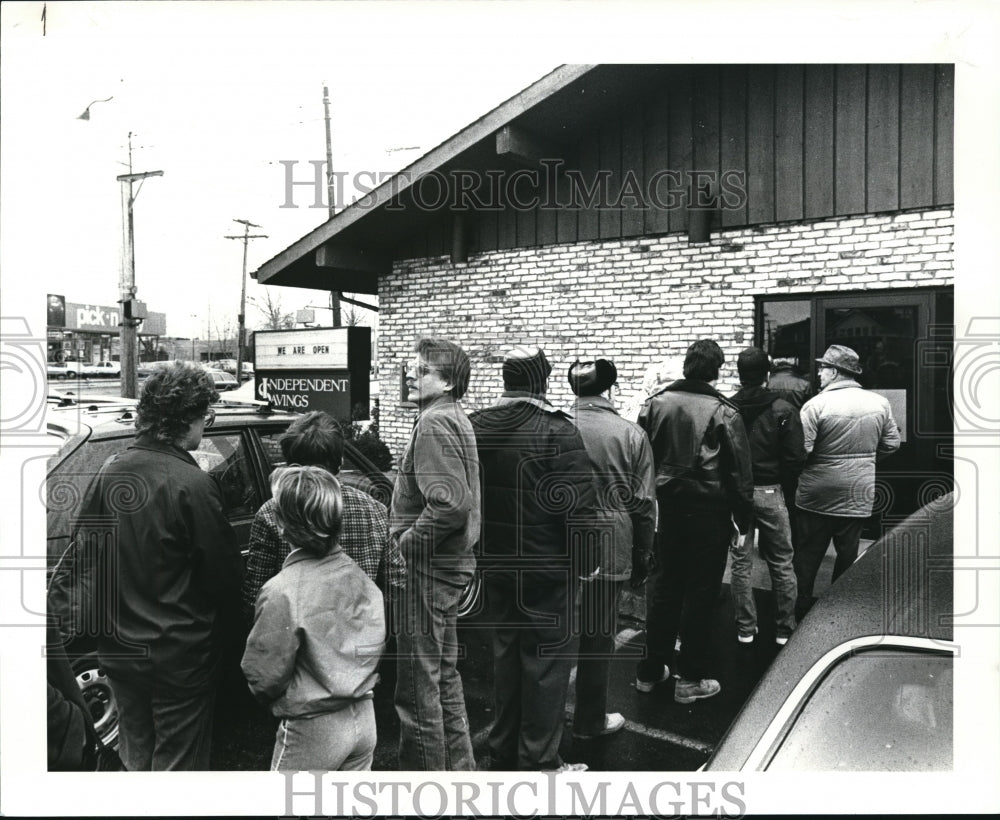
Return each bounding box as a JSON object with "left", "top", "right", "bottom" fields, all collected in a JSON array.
[
  {"left": 766, "top": 649, "right": 953, "bottom": 771},
  {"left": 192, "top": 432, "right": 260, "bottom": 517},
  {"left": 256, "top": 428, "right": 392, "bottom": 508},
  {"left": 46, "top": 435, "right": 131, "bottom": 561}
]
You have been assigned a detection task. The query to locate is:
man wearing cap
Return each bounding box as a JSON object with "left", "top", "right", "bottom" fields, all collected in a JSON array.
[
  {"left": 729, "top": 348, "right": 806, "bottom": 646},
  {"left": 469, "top": 347, "right": 597, "bottom": 773},
  {"left": 567, "top": 358, "right": 656, "bottom": 741},
  {"left": 391, "top": 337, "right": 480, "bottom": 771},
  {"left": 635, "top": 339, "right": 754, "bottom": 704},
  {"left": 794, "top": 344, "right": 900, "bottom": 619}
]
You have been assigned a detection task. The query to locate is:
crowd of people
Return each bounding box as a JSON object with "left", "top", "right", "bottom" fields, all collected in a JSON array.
[{"left": 48, "top": 337, "right": 900, "bottom": 773}]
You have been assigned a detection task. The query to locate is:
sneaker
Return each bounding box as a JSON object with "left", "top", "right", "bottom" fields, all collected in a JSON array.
[
  {"left": 775, "top": 635, "right": 790, "bottom": 646},
  {"left": 674, "top": 678, "right": 722, "bottom": 704},
  {"left": 737, "top": 631, "right": 756, "bottom": 644},
  {"left": 635, "top": 665, "right": 670, "bottom": 693},
  {"left": 573, "top": 712, "right": 626, "bottom": 740},
  {"left": 545, "top": 761, "right": 589, "bottom": 774}
]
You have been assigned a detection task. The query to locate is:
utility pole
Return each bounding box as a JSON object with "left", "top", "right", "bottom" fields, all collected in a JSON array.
[
  {"left": 117, "top": 131, "right": 163, "bottom": 399},
  {"left": 225, "top": 219, "right": 267, "bottom": 383},
  {"left": 323, "top": 83, "right": 342, "bottom": 328}
]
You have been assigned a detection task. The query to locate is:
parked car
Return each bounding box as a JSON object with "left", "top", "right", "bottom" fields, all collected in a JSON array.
[
  {"left": 83, "top": 361, "right": 120, "bottom": 378},
  {"left": 44, "top": 395, "right": 478, "bottom": 748},
  {"left": 208, "top": 369, "right": 240, "bottom": 391},
  {"left": 47, "top": 361, "right": 82, "bottom": 380},
  {"left": 703, "top": 492, "right": 955, "bottom": 772}
]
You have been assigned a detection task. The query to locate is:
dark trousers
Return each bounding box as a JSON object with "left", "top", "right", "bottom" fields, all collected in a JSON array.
[
  {"left": 108, "top": 675, "right": 215, "bottom": 770},
  {"left": 573, "top": 578, "right": 625, "bottom": 735},
  {"left": 638, "top": 508, "right": 731, "bottom": 683},
  {"left": 486, "top": 574, "right": 575, "bottom": 771},
  {"left": 793, "top": 508, "right": 866, "bottom": 616}
]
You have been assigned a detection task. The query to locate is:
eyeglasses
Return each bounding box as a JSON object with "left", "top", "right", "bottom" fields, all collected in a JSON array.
[
  {"left": 414, "top": 363, "right": 440, "bottom": 377},
  {"left": 203, "top": 408, "right": 216, "bottom": 428}
]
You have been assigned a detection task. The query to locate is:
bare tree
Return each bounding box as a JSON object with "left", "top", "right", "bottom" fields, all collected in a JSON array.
[
  {"left": 211, "top": 317, "right": 237, "bottom": 360},
  {"left": 343, "top": 305, "right": 366, "bottom": 327},
  {"left": 251, "top": 288, "right": 295, "bottom": 330}
]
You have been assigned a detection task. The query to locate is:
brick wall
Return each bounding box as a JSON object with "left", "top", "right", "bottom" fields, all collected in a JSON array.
[{"left": 378, "top": 208, "right": 953, "bottom": 461}]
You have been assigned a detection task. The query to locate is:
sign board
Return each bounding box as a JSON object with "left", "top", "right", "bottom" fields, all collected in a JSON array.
[
  {"left": 253, "top": 327, "right": 371, "bottom": 422},
  {"left": 256, "top": 328, "right": 349, "bottom": 370},
  {"left": 256, "top": 370, "right": 353, "bottom": 417}
]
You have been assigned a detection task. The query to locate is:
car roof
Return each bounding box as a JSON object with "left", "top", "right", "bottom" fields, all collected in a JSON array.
[
  {"left": 46, "top": 393, "right": 299, "bottom": 446},
  {"left": 705, "top": 492, "right": 954, "bottom": 771}
]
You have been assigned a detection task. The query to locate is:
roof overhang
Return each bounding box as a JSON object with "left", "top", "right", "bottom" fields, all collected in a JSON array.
[{"left": 254, "top": 64, "right": 680, "bottom": 293}]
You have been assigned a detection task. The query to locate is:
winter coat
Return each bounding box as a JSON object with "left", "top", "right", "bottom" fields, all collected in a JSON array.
[
  {"left": 569, "top": 396, "right": 656, "bottom": 580},
  {"left": 70, "top": 435, "right": 243, "bottom": 695},
  {"left": 638, "top": 379, "right": 755, "bottom": 531},
  {"left": 796, "top": 379, "right": 901, "bottom": 517},
  {"left": 389, "top": 394, "right": 481, "bottom": 587},
  {"left": 767, "top": 365, "right": 814, "bottom": 410},
  {"left": 241, "top": 548, "right": 384, "bottom": 719},
  {"left": 469, "top": 392, "right": 598, "bottom": 587},
  {"left": 729, "top": 386, "right": 807, "bottom": 487}
]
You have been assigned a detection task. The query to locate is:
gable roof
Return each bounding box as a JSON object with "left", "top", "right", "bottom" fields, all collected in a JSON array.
[{"left": 254, "top": 64, "right": 672, "bottom": 293}]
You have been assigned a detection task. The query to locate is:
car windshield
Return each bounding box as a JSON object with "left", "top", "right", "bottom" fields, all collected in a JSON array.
[{"left": 767, "top": 648, "right": 953, "bottom": 771}]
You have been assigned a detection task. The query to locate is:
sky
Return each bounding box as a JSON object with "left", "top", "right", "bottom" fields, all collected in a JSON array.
[{"left": 1, "top": 1, "right": 558, "bottom": 339}]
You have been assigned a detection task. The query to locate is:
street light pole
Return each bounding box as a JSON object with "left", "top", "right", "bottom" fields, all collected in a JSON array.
[
  {"left": 117, "top": 132, "right": 163, "bottom": 398},
  {"left": 225, "top": 219, "right": 266, "bottom": 383}
]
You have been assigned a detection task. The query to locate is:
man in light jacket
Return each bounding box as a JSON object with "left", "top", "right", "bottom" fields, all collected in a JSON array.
[
  {"left": 567, "top": 358, "right": 656, "bottom": 740},
  {"left": 390, "top": 337, "right": 480, "bottom": 771},
  {"left": 794, "top": 344, "right": 901, "bottom": 619}
]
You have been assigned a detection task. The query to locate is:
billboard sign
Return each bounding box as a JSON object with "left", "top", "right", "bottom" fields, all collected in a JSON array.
[{"left": 255, "top": 328, "right": 349, "bottom": 370}]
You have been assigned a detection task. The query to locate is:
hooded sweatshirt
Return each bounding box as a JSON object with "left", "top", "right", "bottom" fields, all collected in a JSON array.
[{"left": 729, "top": 385, "right": 807, "bottom": 487}]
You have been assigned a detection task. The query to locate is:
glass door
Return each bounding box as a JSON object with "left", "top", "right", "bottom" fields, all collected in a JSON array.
[{"left": 758, "top": 288, "right": 953, "bottom": 535}]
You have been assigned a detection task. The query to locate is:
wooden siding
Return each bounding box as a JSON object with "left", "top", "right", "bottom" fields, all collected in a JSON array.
[{"left": 398, "top": 64, "right": 953, "bottom": 259}]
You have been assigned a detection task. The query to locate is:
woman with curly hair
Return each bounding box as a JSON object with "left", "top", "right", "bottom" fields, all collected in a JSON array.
[
  {"left": 68, "top": 361, "right": 243, "bottom": 770},
  {"left": 242, "top": 465, "right": 385, "bottom": 771}
]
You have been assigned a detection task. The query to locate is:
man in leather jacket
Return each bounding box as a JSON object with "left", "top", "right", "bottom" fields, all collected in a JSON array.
[{"left": 635, "top": 340, "right": 754, "bottom": 704}]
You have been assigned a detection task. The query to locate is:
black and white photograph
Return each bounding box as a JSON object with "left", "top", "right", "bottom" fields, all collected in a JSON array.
[{"left": 1, "top": 0, "right": 998, "bottom": 816}]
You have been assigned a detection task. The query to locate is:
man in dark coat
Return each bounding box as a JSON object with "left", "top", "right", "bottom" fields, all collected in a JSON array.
[
  {"left": 635, "top": 339, "right": 754, "bottom": 703},
  {"left": 729, "top": 348, "right": 807, "bottom": 646},
  {"left": 567, "top": 358, "right": 656, "bottom": 740},
  {"left": 66, "top": 362, "right": 243, "bottom": 770},
  {"left": 469, "top": 346, "right": 597, "bottom": 773}
]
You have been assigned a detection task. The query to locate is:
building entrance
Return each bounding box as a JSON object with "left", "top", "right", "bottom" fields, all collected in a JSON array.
[{"left": 758, "top": 287, "right": 953, "bottom": 535}]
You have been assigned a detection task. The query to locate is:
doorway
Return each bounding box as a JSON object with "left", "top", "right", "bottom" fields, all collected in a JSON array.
[{"left": 757, "top": 287, "right": 953, "bottom": 534}]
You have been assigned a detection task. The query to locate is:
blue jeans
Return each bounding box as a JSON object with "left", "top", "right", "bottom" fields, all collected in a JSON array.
[
  {"left": 730, "top": 484, "right": 798, "bottom": 639},
  {"left": 108, "top": 675, "right": 215, "bottom": 771},
  {"left": 394, "top": 572, "right": 475, "bottom": 771},
  {"left": 270, "top": 700, "right": 376, "bottom": 771}
]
